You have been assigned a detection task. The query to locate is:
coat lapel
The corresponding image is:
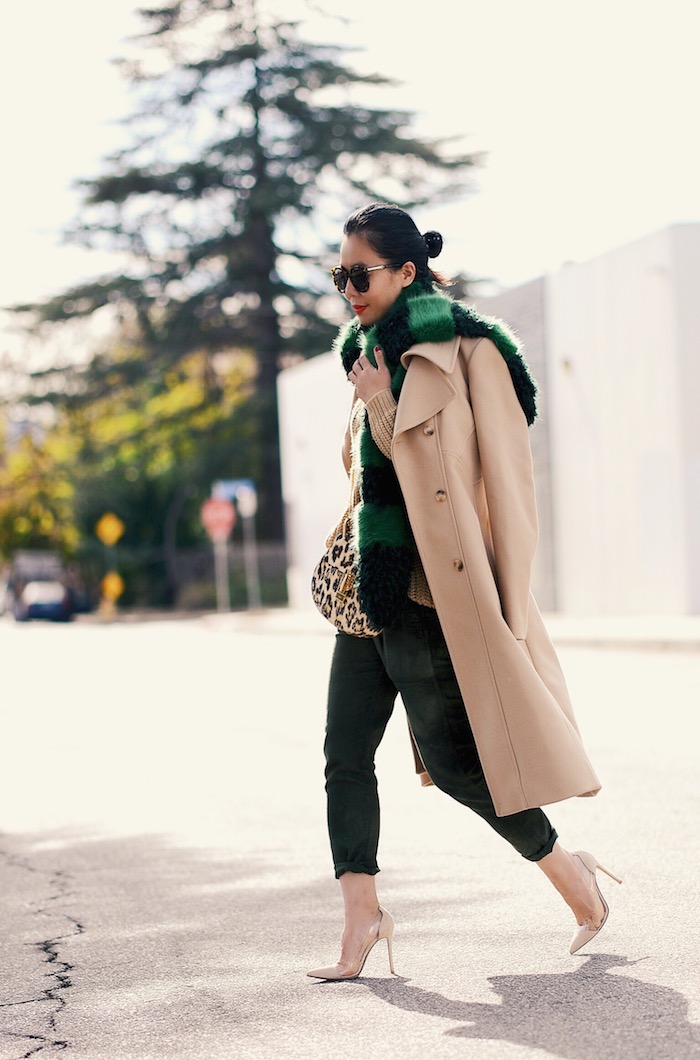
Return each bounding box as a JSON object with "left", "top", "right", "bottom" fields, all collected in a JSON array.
[{"left": 394, "top": 337, "right": 461, "bottom": 436}]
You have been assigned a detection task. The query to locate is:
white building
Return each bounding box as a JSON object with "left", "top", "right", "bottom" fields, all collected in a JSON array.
[{"left": 278, "top": 223, "right": 700, "bottom": 616}]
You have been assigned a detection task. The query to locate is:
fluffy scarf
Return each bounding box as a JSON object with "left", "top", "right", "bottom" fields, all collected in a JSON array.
[{"left": 334, "top": 280, "right": 538, "bottom": 630}]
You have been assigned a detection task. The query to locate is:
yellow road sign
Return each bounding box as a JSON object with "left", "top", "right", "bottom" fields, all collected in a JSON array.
[
  {"left": 101, "top": 571, "right": 125, "bottom": 602},
  {"left": 96, "top": 512, "right": 125, "bottom": 547}
]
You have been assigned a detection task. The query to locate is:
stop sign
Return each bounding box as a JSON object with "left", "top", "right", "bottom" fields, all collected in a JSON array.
[{"left": 201, "top": 498, "right": 236, "bottom": 542}]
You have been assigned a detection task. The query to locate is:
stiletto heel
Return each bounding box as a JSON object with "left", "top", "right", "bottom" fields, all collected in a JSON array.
[
  {"left": 594, "top": 861, "right": 623, "bottom": 886},
  {"left": 307, "top": 906, "right": 396, "bottom": 980},
  {"left": 569, "top": 850, "right": 622, "bottom": 955},
  {"left": 386, "top": 928, "right": 396, "bottom": 970}
]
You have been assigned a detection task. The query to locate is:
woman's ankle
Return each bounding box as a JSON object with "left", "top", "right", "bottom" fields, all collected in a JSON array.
[
  {"left": 537, "top": 843, "right": 603, "bottom": 926},
  {"left": 339, "top": 870, "right": 379, "bottom": 916}
]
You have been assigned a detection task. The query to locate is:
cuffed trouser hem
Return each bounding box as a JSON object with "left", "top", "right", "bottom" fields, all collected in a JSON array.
[
  {"left": 334, "top": 863, "right": 380, "bottom": 879},
  {"left": 522, "top": 829, "right": 558, "bottom": 863}
]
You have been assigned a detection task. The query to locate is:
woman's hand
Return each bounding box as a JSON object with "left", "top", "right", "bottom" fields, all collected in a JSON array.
[{"left": 348, "top": 346, "right": 392, "bottom": 403}]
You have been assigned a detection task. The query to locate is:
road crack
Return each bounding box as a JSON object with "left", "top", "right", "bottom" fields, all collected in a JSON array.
[{"left": 0, "top": 847, "right": 85, "bottom": 1059}]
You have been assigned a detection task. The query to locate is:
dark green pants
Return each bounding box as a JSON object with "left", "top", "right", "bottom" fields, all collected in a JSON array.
[{"left": 324, "top": 601, "right": 557, "bottom": 878}]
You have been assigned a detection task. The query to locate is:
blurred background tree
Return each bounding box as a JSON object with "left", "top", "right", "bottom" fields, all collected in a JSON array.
[
  {"left": 5, "top": 0, "right": 478, "bottom": 602},
  {"left": 0, "top": 416, "right": 80, "bottom": 556}
]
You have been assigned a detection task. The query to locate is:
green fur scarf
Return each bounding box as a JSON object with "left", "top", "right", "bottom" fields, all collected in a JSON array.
[{"left": 334, "top": 280, "right": 537, "bottom": 631}]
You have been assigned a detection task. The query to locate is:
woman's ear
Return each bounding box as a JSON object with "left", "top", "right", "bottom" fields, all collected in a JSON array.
[{"left": 401, "top": 261, "right": 417, "bottom": 287}]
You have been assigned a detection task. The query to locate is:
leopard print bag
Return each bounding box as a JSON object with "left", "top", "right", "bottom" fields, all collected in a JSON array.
[{"left": 311, "top": 509, "right": 381, "bottom": 637}]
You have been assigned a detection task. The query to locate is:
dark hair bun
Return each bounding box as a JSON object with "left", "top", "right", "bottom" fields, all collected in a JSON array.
[{"left": 423, "top": 230, "right": 443, "bottom": 258}]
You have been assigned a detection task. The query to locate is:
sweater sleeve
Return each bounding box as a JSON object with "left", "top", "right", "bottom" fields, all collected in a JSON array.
[{"left": 365, "top": 388, "right": 397, "bottom": 460}]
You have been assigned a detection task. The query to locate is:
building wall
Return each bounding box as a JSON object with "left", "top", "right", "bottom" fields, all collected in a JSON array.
[
  {"left": 278, "top": 352, "right": 351, "bottom": 610},
  {"left": 545, "top": 225, "right": 697, "bottom": 614},
  {"left": 672, "top": 225, "right": 700, "bottom": 611}
]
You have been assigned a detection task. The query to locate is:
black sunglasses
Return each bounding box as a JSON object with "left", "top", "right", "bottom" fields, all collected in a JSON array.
[{"left": 330, "top": 263, "right": 400, "bottom": 294}]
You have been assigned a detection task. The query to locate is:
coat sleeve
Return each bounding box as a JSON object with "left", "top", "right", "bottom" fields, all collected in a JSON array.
[{"left": 467, "top": 337, "right": 538, "bottom": 640}]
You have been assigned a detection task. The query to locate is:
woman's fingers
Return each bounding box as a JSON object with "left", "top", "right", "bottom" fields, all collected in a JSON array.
[
  {"left": 348, "top": 354, "right": 369, "bottom": 380},
  {"left": 347, "top": 347, "right": 390, "bottom": 390}
]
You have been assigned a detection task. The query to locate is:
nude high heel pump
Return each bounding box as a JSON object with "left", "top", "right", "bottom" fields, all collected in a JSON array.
[
  {"left": 307, "top": 906, "right": 396, "bottom": 980},
  {"left": 569, "top": 850, "right": 622, "bottom": 954}
]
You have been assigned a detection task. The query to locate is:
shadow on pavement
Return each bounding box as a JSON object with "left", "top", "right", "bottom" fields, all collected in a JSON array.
[{"left": 359, "top": 954, "right": 700, "bottom": 1059}]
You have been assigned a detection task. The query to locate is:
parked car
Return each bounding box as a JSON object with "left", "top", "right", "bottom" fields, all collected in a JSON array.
[{"left": 13, "top": 580, "right": 74, "bottom": 622}]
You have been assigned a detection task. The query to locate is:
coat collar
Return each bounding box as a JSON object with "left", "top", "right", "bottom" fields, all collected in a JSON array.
[
  {"left": 400, "top": 334, "right": 462, "bottom": 374},
  {"left": 394, "top": 336, "right": 460, "bottom": 436}
]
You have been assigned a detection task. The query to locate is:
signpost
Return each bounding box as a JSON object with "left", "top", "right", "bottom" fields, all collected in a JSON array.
[
  {"left": 212, "top": 480, "right": 262, "bottom": 610},
  {"left": 200, "top": 498, "right": 236, "bottom": 612},
  {"left": 95, "top": 512, "right": 126, "bottom": 615}
]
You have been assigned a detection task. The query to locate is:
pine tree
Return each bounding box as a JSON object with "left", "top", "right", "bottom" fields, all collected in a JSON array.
[{"left": 13, "top": 0, "right": 476, "bottom": 541}]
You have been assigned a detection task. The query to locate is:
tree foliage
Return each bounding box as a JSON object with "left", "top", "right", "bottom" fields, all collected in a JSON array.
[
  {"left": 10, "top": 0, "right": 477, "bottom": 553},
  {"left": 0, "top": 338, "right": 256, "bottom": 603},
  {"left": 0, "top": 419, "right": 79, "bottom": 556}
]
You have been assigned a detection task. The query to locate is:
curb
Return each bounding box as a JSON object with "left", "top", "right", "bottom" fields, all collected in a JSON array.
[{"left": 70, "top": 607, "right": 700, "bottom": 650}]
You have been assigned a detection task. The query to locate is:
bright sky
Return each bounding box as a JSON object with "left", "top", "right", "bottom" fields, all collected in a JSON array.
[{"left": 2, "top": 0, "right": 699, "bottom": 333}]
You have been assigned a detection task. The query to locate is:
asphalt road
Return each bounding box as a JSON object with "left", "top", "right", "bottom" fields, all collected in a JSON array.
[{"left": 1, "top": 610, "right": 699, "bottom": 1060}]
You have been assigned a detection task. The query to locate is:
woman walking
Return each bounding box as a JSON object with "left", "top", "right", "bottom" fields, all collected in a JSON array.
[{"left": 308, "top": 202, "right": 620, "bottom": 980}]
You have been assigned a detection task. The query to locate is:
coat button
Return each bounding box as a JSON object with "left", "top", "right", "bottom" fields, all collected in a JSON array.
[
  {"left": 453, "top": 559, "right": 464, "bottom": 571},
  {"left": 423, "top": 425, "right": 434, "bottom": 436},
  {"left": 435, "top": 489, "right": 447, "bottom": 502}
]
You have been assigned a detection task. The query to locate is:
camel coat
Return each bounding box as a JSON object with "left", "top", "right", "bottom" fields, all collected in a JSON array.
[{"left": 350, "top": 333, "right": 601, "bottom": 818}]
